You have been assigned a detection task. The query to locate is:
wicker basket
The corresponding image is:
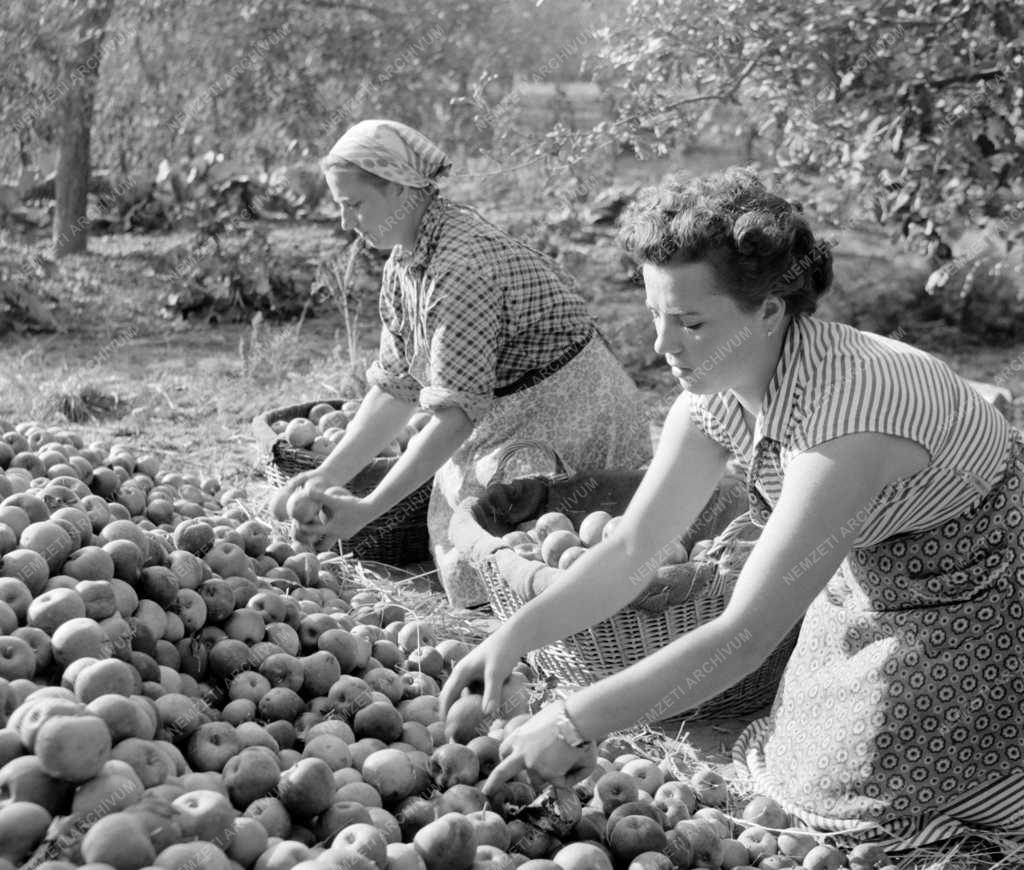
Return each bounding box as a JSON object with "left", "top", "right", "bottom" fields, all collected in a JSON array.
[
  {"left": 252, "top": 399, "right": 432, "bottom": 565},
  {"left": 456, "top": 442, "right": 800, "bottom": 721}
]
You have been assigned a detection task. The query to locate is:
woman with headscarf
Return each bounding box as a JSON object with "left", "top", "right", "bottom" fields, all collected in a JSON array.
[{"left": 283, "top": 119, "right": 651, "bottom": 608}]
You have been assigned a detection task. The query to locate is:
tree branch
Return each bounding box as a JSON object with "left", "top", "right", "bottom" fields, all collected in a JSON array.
[
  {"left": 299, "top": 0, "right": 394, "bottom": 17},
  {"left": 810, "top": 14, "right": 961, "bottom": 31},
  {"left": 928, "top": 68, "right": 1007, "bottom": 89},
  {"left": 616, "top": 47, "right": 770, "bottom": 125},
  {"left": 724, "top": 48, "right": 772, "bottom": 98},
  {"left": 870, "top": 15, "right": 961, "bottom": 28}
]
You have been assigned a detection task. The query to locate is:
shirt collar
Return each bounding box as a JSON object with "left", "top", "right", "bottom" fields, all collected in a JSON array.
[
  {"left": 391, "top": 191, "right": 446, "bottom": 271},
  {"left": 752, "top": 315, "right": 809, "bottom": 445}
]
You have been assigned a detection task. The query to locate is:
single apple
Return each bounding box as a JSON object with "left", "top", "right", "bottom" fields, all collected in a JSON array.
[
  {"left": 595, "top": 770, "right": 640, "bottom": 814},
  {"left": 430, "top": 742, "right": 480, "bottom": 790},
  {"left": 654, "top": 780, "right": 697, "bottom": 813},
  {"left": 552, "top": 841, "right": 614, "bottom": 870},
  {"left": 608, "top": 814, "right": 669, "bottom": 865},
  {"left": 671, "top": 819, "right": 724, "bottom": 869},
  {"left": 330, "top": 821, "right": 389, "bottom": 868},
  {"left": 414, "top": 812, "right": 478, "bottom": 870},
  {"left": 803, "top": 844, "right": 848, "bottom": 870},
  {"left": 690, "top": 767, "right": 728, "bottom": 806},
  {"left": 742, "top": 794, "right": 790, "bottom": 829},
  {"left": 277, "top": 756, "right": 335, "bottom": 820},
  {"left": 694, "top": 806, "right": 733, "bottom": 838},
  {"left": 738, "top": 825, "right": 779, "bottom": 862}
]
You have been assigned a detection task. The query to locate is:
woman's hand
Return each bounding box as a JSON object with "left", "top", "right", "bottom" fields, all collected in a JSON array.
[
  {"left": 483, "top": 701, "right": 598, "bottom": 795},
  {"left": 270, "top": 468, "right": 344, "bottom": 522},
  {"left": 292, "top": 486, "right": 378, "bottom": 551},
  {"left": 439, "top": 631, "right": 525, "bottom": 719}
]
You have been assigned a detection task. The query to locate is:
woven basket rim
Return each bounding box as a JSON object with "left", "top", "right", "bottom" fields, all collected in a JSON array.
[
  {"left": 252, "top": 397, "right": 402, "bottom": 492},
  {"left": 252, "top": 397, "right": 434, "bottom": 565},
  {"left": 461, "top": 470, "right": 796, "bottom": 717},
  {"left": 252, "top": 397, "right": 352, "bottom": 454}
]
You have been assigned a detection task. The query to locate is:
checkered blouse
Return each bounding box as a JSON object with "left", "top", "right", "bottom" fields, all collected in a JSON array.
[{"left": 366, "top": 194, "right": 594, "bottom": 422}]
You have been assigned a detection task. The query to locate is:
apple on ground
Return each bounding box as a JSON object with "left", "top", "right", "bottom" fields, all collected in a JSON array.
[
  {"left": 742, "top": 794, "right": 790, "bottom": 829},
  {"left": 594, "top": 770, "right": 640, "bottom": 814},
  {"left": 387, "top": 842, "right": 429, "bottom": 870},
  {"left": 778, "top": 831, "right": 819, "bottom": 862},
  {"left": 671, "top": 819, "right": 724, "bottom": 869},
  {"left": 606, "top": 801, "right": 666, "bottom": 838},
  {"left": 552, "top": 841, "right": 614, "bottom": 870},
  {"left": 171, "top": 788, "right": 237, "bottom": 847},
  {"left": 627, "top": 853, "right": 674, "bottom": 870},
  {"left": 331, "top": 821, "right": 390, "bottom": 868},
  {"left": 738, "top": 825, "right": 779, "bottom": 862},
  {"left": 429, "top": 743, "right": 480, "bottom": 790},
  {"left": 619, "top": 757, "right": 664, "bottom": 796},
  {"left": 803, "top": 844, "right": 848, "bottom": 870},
  {"left": 608, "top": 814, "right": 668, "bottom": 865},
  {"left": 694, "top": 806, "right": 733, "bottom": 838},
  {"left": 277, "top": 757, "right": 335, "bottom": 820},
  {"left": 848, "top": 843, "right": 889, "bottom": 870},
  {"left": 414, "top": 812, "right": 478, "bottom": 870},
  {"left": 690, "top": 768, "right": 728, "bottom": 806},
  {"left": 720, "top": 838, "right": 752, "bottom": 870}
]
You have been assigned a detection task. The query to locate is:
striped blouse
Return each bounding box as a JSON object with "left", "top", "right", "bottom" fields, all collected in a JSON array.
[{"left": 690, "top": 315, "right": 1011, "bottom": 548}]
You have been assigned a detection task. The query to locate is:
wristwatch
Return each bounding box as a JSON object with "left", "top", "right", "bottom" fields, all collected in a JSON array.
[{"left": 551, "top": 699, "right": 591, "bottom": 749}]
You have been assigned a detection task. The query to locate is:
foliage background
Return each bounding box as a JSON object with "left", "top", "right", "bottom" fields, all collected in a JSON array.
[{"left": 1, "top": 0, "right": 1022, "bottom": 342}]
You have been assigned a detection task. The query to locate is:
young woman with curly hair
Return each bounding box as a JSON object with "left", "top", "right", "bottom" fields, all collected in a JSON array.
[{"left": 442, "top": 166, "right": 1024, "bottom": 849}]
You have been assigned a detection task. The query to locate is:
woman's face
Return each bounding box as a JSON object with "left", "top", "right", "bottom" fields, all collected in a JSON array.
[
  {"left": 643, "top": 259, "right": 781, "bottom": 397},
  {"left": 325, "top": 169, "right": 407, "bottom": 250}
]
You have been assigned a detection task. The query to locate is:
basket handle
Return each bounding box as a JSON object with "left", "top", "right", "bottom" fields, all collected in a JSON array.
[{"left": 488, "top": 440, "right": 573, "bottom": 486}]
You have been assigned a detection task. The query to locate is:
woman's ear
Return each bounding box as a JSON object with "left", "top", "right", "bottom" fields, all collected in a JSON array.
[
  {"left": 762, "top": 295, "right": 787, "bottom": 335},
  {"left": 392, "top": 182, "right": 422, "bottom": 209}
]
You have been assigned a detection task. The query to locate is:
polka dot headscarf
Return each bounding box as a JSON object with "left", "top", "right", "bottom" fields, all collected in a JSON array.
[{"left": 325, "top": 119, "right": 452, "bottom": 188}]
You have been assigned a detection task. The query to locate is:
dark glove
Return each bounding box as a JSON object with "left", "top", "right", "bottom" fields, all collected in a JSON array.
[
  {"left": 544, "top": 470, "right": 645, "bottom": 526},
  {"left": 480, "top": 476, "right": 549, "bottom": 532}
]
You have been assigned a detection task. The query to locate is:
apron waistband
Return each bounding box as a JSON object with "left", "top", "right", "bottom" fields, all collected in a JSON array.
[{"left": 493, "top": 325, "right": 597, "bottom": 398}]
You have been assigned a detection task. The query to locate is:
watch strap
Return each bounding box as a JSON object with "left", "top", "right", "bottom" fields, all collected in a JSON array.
[{"left": 552, "top": 699, "right": 589, "bottom": 748}]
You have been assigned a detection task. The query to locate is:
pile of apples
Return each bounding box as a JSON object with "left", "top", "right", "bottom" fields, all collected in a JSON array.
[
  {"left": 0, "top": 420, "right": 896, "bottom": 870},
  {"left": 272, "top": 399, "right": 430, "bottom": 460},
  {"left": 501, "top": 510, "right": 698, "bottom": 572}
]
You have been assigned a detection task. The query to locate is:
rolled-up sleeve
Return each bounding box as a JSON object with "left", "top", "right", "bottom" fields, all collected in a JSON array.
[
  {"left": 365, "top": 268, "right": 423, "bottom": 403},
  {"left": 365, "top": 327, "right": 422, "bottom": 404},
  {"left": 418, "top": 256, "right": 501, "bottom": 423}
]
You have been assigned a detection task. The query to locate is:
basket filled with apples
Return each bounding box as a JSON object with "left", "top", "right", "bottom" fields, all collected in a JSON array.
[
  {"left": 450, "top": 442, "right": 800, "bottom": 720},
  {"left": 253, "top": 398, "right": 433, "bottom": 564}
]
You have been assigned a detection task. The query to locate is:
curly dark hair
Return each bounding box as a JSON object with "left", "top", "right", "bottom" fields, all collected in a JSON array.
[{"left": 617, "top": 166, "right": 834, "bottom": 315}]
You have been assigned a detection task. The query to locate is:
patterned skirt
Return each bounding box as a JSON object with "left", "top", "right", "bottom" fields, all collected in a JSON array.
[
  {"left": 734, "top": 431, "right": 1024, "bottom": 849},
  {"left": 428, "top": 335, "right": 652, "bottom": 608}
]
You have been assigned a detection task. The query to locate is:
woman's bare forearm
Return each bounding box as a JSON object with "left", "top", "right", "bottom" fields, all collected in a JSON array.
[
  {"left": 364, "top": 405, "right": 474, "bottom": 515},
  {"left": 565, "top": 619, "right": 771, "bottom": 740},
  {"left": 317, "top": 386, "right": 416, "bottom": 485}
]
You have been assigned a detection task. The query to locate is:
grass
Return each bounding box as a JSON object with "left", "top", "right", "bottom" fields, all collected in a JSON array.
[{"left": 2, "top": 171, "right": 1024, "bottom": 868}]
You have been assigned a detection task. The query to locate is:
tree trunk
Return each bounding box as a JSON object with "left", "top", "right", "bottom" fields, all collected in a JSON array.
[{"left": 52, "top": 0, "right": 116, "bottom": 257}]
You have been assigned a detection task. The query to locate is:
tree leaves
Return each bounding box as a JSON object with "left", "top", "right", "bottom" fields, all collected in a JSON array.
[{"left": 589, "top": 0, "right": 1024, "bottom": 251}]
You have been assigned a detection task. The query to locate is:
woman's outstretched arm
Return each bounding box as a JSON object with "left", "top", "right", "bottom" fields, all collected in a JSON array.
[{"left": 440, "top": 390, "right": 730, "bottom": 716}]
